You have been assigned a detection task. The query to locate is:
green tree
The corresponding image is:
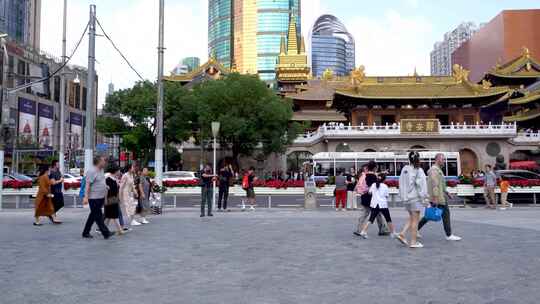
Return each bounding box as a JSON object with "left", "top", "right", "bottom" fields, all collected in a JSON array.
[
  {"left": 192, "top": 73, "right": 299, "bottom": 162},
  {"left": 96, "top": 81, "right": 194, "bottom": 164}
]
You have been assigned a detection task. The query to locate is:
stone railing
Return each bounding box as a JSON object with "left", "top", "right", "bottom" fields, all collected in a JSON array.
[
  {"left": 294, "top": 122, "right": 518, "bottom": 144},
  {"left": 512, "top": 132, "right": 540, "bottom": 144}
]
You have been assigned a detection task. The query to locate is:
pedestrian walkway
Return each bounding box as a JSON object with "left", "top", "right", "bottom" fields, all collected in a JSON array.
[{"left": 1, "top": 209, "right": 539, "bottom": 304}]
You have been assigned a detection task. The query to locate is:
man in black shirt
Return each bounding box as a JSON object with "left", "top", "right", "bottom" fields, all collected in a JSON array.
[
  {"left": 49, "top": 160, "right": 64, "bottom": 219},
  {"left": 218, "top": 163, "right": 233, "bottom": 212},
  {"left": 200, "top": 164, "right": 216, "bottom": 217}
]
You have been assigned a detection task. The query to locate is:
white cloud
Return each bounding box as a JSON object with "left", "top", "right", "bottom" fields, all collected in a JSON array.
[
  {"left": 41, "top": 0, "right": 207, "bottom": 107},
  {"left": 346, "top": 10, "right": 434, "bottom": 76}
]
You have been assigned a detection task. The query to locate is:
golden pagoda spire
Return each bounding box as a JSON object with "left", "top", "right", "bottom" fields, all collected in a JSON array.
[
  {"left": 299, "top": 36, "right": 306, "bottom": 54},
  {"left": 287, "top": 14, "right": 298, "bottom": 55},
  {"left": 280, "top": 34, "right": 286, "bottom": 55}
]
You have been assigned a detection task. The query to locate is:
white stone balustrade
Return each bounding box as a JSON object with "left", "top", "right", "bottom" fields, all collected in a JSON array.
[
  {"left": 513, "top": 132, "right": 540, "bottom": 143},
  {"left": 294, "top": 122, "right": 519, "bottom": 144}
]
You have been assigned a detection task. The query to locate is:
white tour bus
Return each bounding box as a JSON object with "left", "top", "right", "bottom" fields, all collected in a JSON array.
[{"left": 312, "top": 151, "right": 460, "bottom": 179}]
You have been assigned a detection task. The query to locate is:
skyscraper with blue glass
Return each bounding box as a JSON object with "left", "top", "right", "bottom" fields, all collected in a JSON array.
[
  {"left": 208, "top": 0, "right": 301, "bottom": 82},
  {"left": 311, "top": 14, "right": 355, "bottom": 77}
]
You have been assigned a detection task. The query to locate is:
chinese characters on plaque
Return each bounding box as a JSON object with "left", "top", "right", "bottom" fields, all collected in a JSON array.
[{"left": 400, "top": 119, "right": 440, "bottom": 134}]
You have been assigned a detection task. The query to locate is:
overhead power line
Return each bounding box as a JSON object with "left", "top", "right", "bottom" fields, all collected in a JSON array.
[
  {"left": 9, "top": 22, "right": 89, "bottom": 93},
  {"left": 96, "top": 18, "right": 145, "bottom": 82}
]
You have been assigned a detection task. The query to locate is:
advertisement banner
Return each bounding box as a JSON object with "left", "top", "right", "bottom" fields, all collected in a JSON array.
[
  {"left": 70, "top": 112, "right": 83, "bottom": 150},
  {"left": 18, "top": 98, "right": 37, "bottom": 146},
  {"left": 38, "top": 103, "right": 54, "bottom": 149}
]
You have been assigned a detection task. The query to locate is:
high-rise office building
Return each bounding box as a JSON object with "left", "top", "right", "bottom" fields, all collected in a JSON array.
[
  {"left": 311, "top": 14, "right": 355, "bottom": 77},
  {"left": 430, "top": 22, "right": 478, "bottom": 76},
  {"left": 181, "top": 57, "right": 201, "bottom": 72},
  {"left": 0, "top": 0, "right": 41, "bottom": 50},
  {"left": 453, "top": 9, "right": 540, "bottom": 83},
  {"left": 208, "top": 0, "right": 301, "bottom": 81}
]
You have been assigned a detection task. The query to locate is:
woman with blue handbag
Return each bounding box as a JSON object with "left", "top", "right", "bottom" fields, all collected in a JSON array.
[
  {"left": 397, "top": 151, "right": 428, "bottom": 248},
  {"left": 418, "top": 153, "right": 462, "bottom": 242}
]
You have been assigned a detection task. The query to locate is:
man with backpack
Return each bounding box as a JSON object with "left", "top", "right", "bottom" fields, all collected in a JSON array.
[{"left": 242, "top": 167, "right": 257, "bottom": 211}]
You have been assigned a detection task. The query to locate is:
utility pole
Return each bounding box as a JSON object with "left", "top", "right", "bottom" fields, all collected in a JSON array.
[
  {"left": 0, "top": 34, "right": 10, "bottom": 210},
  {"left": 84, "top": 4, "right": 96, "bottom": 173},
  {"left": 155, "top": 0, "right": 165, "bottom": 186},
  {"left": 58, "top": 0, "right": 67, "bottom": 174}
]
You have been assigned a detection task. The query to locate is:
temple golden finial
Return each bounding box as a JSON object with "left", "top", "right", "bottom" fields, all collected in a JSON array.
[
  {"left": 322, "top": 68, "right": 334, "bottom": 81},
  {"left": 287, "top": 14, "right": 298, "bottom": 55},
  {"left": 481, "top": 79, "right": 492, "bottom": 90},
  {"left": 413, "top": 67, "right": 418, "bottom": 77},
  {"left": 523, "top": 46, "right": 530, "bottom": 58},
  {"left": 299, "top": 36, "right": 306, "bottom": 54},
  {"left": 350, "top": 65, "right": 365, "bottom": 86},
  {"left": 452, "top": 64, "right": 469, "bottom": 83},
  {"left": 230, "top": 61, "right": 238, "bottom": 73}
]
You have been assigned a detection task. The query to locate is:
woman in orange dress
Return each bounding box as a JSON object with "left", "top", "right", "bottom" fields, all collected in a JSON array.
[{"left": 34, "top": 165, "right": 59, "bottom": 226}]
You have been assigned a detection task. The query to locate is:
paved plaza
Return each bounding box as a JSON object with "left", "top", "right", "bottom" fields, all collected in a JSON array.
[{"left": 1, "top": 207, "right": 540, "bottom": 304}]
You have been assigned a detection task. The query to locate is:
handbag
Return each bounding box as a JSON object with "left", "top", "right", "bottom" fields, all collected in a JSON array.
[{"left": 424, "top": 206, "right": 443, "bottom": 222}]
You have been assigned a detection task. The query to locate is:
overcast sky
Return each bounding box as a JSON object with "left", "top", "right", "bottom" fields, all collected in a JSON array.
[{"left": 40, "top": 0, "right": 539, "bottom": 106}]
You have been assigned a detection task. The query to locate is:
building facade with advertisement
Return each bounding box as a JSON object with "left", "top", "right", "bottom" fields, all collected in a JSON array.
[
  {"left": 452, "top": 9, "right": 540, "bottom": 83},
  {"left": 208, "top": 0, "right": 301, "bottom": 82},
  {"left": 311, "top": 14, "right": 355, "bottom": 78},
  {"left": 0, "top": 40, "right": 97, "bottom": 172}
]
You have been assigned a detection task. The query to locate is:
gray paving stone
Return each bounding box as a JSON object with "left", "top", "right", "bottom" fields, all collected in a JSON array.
[{"left": 1, "top": 208, "right": 539, "bottom": 304}]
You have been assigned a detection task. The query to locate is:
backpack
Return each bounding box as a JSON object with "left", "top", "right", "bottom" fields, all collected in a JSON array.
[
  {"left": 242, "top": 174, "right": 249, "bottom": 190},
  {"left": 79, "top": 176, "right": 86, "bottom": 199}
]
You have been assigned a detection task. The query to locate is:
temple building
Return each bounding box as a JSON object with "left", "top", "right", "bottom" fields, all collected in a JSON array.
[{"left": 163, "top": 54, "right": 230, "bottom": 88}]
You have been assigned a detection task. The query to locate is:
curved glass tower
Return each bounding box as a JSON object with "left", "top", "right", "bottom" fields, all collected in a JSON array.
[
  {"left": 311, "top": 14, "right": 355, "bottom": 77},
  {"left": 208, "top": 0, "right": 301, "bottom": 82},
  {"left": 208, "top": 0, "right": 233, "bottom": 68}
]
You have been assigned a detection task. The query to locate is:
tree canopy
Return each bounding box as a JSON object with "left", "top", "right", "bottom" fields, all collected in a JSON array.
[{"left": 96, "top": 73, "right": 299, "bottom": 164}]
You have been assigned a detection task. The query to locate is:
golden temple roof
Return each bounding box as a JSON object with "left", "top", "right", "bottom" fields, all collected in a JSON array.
[
  {"left": 164, "top": 56, "right": 229, "bottom": 83},
  {"left": 292, "top": 110, "right": 347, "bottom": 122},
  {"left": 487, "top": 47, "right": 540, "bottom": 79},
  {"left": 289, "top": 65, "right": 510, "bottom": 101},
  {"left": 504, "top": 107, "right": 540, "bottom": 122},
  {"left": 509, "top": 89, "right": 540, "bottom": 105}
]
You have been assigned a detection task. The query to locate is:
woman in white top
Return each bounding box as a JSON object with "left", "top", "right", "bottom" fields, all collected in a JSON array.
[
  {"left": 119, "top": 164, "right": 139, "bottom": 227},
  {"left": 397, "top": 151, "right": 428, "bottom": 248},
  {"left": 357, "top": 174, "right": 397, "bottom": 239}
]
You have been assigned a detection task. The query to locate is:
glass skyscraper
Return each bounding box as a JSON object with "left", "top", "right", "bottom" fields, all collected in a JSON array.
[
  {"left": 208, "top": 0, "right": 233, "bottom": 68},
  {"left": 208, "top": 0, "right": 301, "bottom": 82},
  {"left": 311, "top": 14, "right": 355, "bottom": 77},
  {"left": 0, "top": 0, "right": 41, "bottom": 49}
]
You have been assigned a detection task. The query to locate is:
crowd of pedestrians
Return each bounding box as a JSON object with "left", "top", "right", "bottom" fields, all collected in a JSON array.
[{"left": 349, "top": 152, "right": 462, "bottom": 248}]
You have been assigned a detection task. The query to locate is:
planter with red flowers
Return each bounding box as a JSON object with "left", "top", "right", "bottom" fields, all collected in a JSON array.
[{"left": 2, "top": 180, "right": 33, "bottom": 190}]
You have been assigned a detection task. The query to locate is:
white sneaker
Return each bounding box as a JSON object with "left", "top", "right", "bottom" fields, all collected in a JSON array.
[
  {"left": 131, "top": 220, "right": 142, "bottom": 226},
  {"left": 140, "top": 218, "right": 150, "bottom": 224},
  {"left": 446, "top": 235, "right": 462, "bottom": 241},
  {"left": 410, "top": 242, "right": 424, "bottom": 248},
  {"left": 499, "top": 207, "right": 507, "bottom": 211},
  {"left": 416, "top": 232, "right": 423, "bottom": 239},
  {"left": 360, "top": 232, "right": 368, "bottom": 239}
]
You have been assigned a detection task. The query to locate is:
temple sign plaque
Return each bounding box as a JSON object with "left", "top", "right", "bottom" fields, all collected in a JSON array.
[{"left": 400, "top": 119, "right": 440, "bottom": 134}]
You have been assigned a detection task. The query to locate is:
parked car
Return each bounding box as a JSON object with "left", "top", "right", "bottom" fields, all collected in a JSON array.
[
  {"left": 496, "top": 170, "right": 540, "bottom": 180},
  {"left": 63, "top": 173, "right": 81, "bottom": 184},
  {"left": 162, "top": 171, "right": 199, "bottom": 182}
]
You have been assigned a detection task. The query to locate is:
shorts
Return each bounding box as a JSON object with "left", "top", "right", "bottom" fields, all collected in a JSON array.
[
  {"left": 369, "top": 206, "right": 392, "bottom": 223},
  {"left": 246, "top": 188, "right": 255, "bottom": 199},
  {"left": 404, "top": 200, "right": 424, "bottom": 212}
]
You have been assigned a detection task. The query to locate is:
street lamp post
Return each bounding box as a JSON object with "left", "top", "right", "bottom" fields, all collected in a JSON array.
[
  {"left": 211, "top": 121, "right": 220, "bottom": 211},
  {"left": 155, "top": 0, "right": 165, "bottom": 187}
]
